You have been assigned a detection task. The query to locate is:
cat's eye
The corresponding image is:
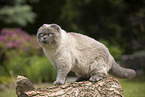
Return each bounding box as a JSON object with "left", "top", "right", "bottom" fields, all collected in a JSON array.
[
  {"left": 39, "top": 33, "right": 44, "bottom": 37},
  {"left": 48, "top": 33, "right": 53, "bottom": 37}
]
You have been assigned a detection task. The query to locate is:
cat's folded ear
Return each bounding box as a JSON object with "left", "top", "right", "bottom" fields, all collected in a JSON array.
[{"left": 50, "top": 24, "right": 61, "bottom": 32}]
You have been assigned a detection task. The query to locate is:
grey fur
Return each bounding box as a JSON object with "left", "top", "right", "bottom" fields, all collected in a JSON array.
[{"left": 110, "top": 60, "right": 136, "bottom": 78}]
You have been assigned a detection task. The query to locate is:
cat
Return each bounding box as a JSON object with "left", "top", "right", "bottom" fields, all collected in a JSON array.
[{"left": 37, "top": 24, "right": 136, "bottom": 85}]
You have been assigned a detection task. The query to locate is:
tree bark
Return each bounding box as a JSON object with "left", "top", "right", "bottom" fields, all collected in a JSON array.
[{"left": 16, "top": 75, "right": 124, "bottom": 97}]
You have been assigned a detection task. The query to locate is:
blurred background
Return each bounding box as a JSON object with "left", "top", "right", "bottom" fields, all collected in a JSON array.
[{"left": 0, "top": 0, "right": 145, "bottom": 96}]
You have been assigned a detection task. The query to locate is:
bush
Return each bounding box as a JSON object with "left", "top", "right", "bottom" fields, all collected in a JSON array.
[
  {"left": 3, "top": 55, "right": 56, "bottom": 83},
  {"left": 0, "top": 28, "right": 40, "bottom": 55},
  {"left": 25, "top": 56, "right": 57, "bottom": 83},
  {"left": 0, "top": 28, "right": 56, "bottom": 84},
  {"left": 0, "top": 75, "right": 13, "bottom": 85}
]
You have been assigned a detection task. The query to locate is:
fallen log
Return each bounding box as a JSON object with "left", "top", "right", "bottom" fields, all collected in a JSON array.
[{"left": 16, "top": 75, "right": 123, "bottom": 97}]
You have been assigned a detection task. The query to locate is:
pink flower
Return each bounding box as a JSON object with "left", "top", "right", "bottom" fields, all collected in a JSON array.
[
  {"left": 6, "top": 41, "right": 15, "bottom": 48},
  {"left": 0, "top": 35, "right": 6, "bottom": 41}
]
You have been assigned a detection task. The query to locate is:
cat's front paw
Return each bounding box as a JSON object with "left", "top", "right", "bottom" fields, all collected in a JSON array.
[{"left": 54, "top": 80, "right": 65, "bottom": 85}]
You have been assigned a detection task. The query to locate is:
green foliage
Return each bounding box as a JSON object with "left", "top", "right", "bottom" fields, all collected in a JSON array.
[
  {"left": 0, "top": 0, "right": 36, "bottom": 26},
  {"left": 3, "top": 54, "right": 56, "bottom": 83},
  {"left": 60, "top": 0, "right": 82, "bottom": 32},
  {"left": 99, "top": 40, "right": 123, "bottom": 60},
  {"left": 25, "top": 56, "right": 56, "bottom": 83},
  {"left": 0, "top": 75, "right": 12, "bottom": 85}
]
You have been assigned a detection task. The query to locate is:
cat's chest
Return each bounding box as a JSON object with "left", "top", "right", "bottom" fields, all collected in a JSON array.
[
  {"left": 43, "top": 48, "right": 70, "bottom": 66},
  {"left": 43, "top": 49, "right": 59, "bottom": 66}
]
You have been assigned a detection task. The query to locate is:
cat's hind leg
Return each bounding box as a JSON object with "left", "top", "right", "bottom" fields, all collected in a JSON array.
[{"left": 89, "top": 60, "right": 109, "bottom": 82}]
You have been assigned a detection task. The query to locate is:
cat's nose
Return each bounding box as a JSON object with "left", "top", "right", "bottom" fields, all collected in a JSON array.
[{"left": 43, "top": 37, "right": 46, "bottom": 40}]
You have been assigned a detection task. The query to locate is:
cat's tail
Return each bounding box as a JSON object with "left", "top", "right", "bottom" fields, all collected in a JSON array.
[{"left": 110, "top": 59, "right": 136, "bottom": 79}]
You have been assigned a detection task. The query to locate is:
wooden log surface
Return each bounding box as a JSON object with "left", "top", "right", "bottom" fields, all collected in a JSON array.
[{"left": 16, "top": 75, "right": 124, "bottom": 97}]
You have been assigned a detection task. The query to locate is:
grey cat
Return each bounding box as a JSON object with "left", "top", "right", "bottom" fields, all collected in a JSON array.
[{"left": 37, "top": 24, "right": 136, "bottom": 85}]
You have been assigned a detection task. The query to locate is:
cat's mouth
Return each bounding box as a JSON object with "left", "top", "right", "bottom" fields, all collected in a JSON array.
[
  {"left": 42, "top": 40, "right": 48, "bottom": 44},
  {"left": 38, "top": 36, "right": 58, "bottom": 47},
  {"left": 39, "top": 39, "right": 49, "bottom": 44}
]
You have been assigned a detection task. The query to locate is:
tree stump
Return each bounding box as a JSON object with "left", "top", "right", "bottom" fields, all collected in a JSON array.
[{"left": 16, "top": 75, "right": 124, "bottom": 97}]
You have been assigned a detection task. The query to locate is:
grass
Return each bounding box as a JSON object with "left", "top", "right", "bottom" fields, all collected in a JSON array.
[
  {"left": 119, "top": 78, "right": 145, "bottom": 97},
  {"left": 0, "top": 88, "right": 17, "bottom": 97},
  {"left": 0, "top": 78, "right": 145, "bottom": 97}
]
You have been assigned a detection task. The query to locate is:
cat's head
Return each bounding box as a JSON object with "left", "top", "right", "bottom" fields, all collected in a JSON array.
[{"left": 37, "top": 24, "right": 61, "bottom": 48}]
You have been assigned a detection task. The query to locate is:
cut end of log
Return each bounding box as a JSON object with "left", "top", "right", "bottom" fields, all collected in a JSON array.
[
  {"left": 16, "top": 76, "right": 124, "bottom": 97},
  {"left": 17, "top": 75, "right": 28, "bottom": 81},
  {"left": 16, "top": 75, "right": 35, "bottom": 96}
]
